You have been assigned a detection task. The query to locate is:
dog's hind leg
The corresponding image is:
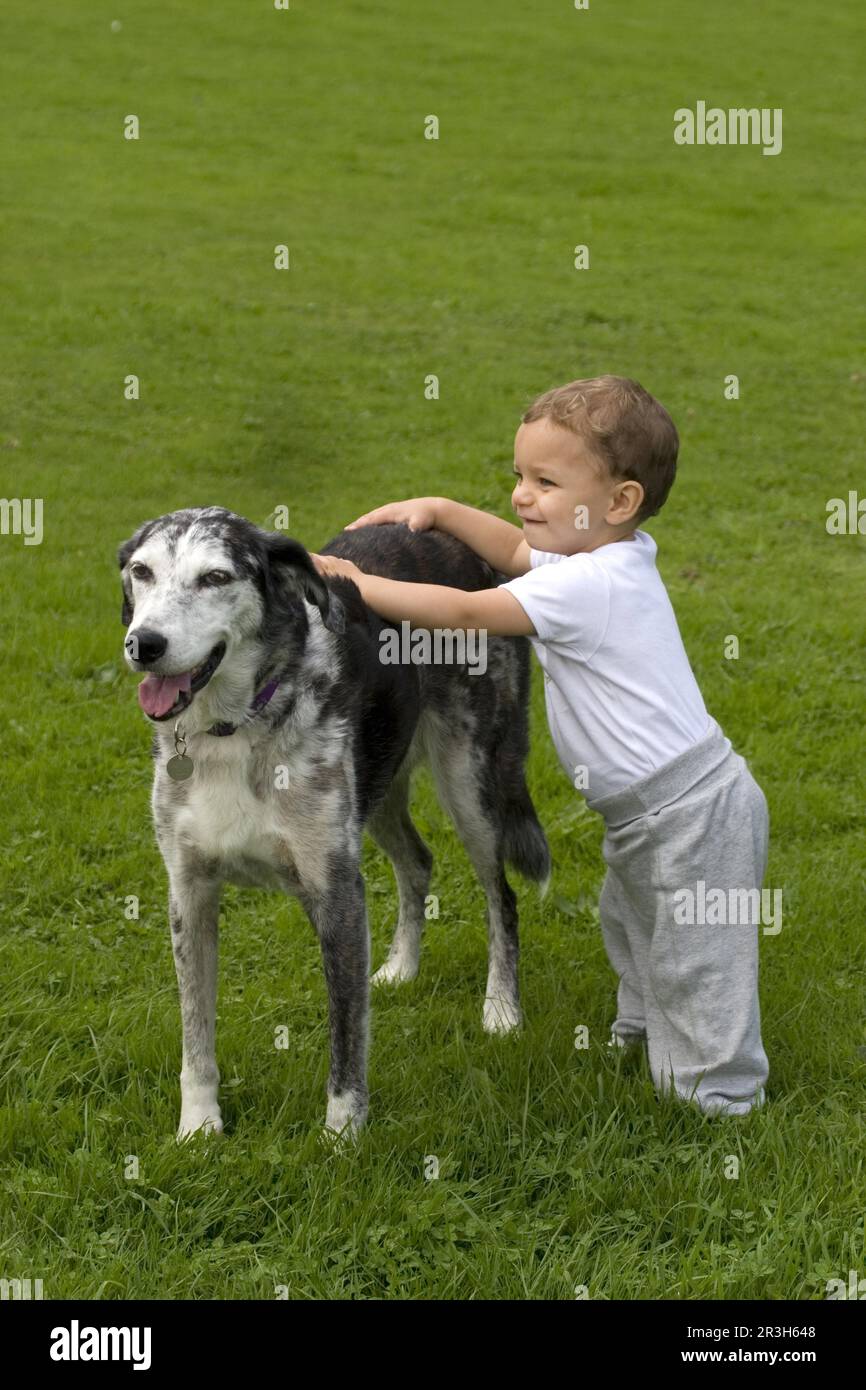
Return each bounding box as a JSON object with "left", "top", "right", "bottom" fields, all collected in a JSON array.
[
  {"left": 424, "top": 715, "right": 522, "bottom": 1035},
  {"left": 367, "top": 758, "right": 433, "bottom": 986},
  {"left": 168, "top": 863, "right": 224, "bottom": 1140}
]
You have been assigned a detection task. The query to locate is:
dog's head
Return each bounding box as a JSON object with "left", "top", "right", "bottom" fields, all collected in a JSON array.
[{"left": 117, "top": 507, "right": 345, "bottom": 723}]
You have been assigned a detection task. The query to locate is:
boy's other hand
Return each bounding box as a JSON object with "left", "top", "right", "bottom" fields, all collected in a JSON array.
[
  {"left": 310, "top": 553, "right": 364, "bottom": 583},
  {"left": 345, "top": 498, "right": 439, "bottom": 532}
]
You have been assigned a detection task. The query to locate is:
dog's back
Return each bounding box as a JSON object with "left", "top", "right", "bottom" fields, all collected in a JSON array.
[
  {"left": 322, "top": 523, "right": 550, "bottom": 886},
  {"left": 322, "top": 520, "right": 496, "bottom": 590}
]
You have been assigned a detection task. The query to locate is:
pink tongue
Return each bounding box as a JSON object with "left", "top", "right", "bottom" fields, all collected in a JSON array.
[{"left": 138, "top": 672, "right": 193, "bottom": 718}]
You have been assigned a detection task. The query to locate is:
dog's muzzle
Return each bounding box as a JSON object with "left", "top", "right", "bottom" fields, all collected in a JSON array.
[{"left": 131, "top": 640, "right": 227, "bottom": 720}]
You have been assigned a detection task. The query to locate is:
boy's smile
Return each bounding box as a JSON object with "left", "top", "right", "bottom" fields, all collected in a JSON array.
[{"left": 511, "top": 417, "right": 642, "bottom": 554}]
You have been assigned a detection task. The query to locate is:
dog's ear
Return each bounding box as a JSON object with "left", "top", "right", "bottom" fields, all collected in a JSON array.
[
  {"left": 117, "top": 534, "right": 139, "bottom": 626},
  {"left": 117, "top": 518, "right": 160, "bottom": 626},
  {"left": 261, "top": 533, "right": 346, "bottom": 635}
]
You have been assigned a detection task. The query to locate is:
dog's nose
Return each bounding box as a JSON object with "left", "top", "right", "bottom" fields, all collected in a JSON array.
[{"left": 126, "top": 628, "right": 168, "bottom": 664}]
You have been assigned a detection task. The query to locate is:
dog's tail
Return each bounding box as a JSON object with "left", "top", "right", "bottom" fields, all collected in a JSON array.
[{"left": 501, "top": 783, "right": 551, "bottom": 893}]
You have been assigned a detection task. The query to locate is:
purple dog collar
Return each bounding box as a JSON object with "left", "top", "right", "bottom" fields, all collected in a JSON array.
[{"left": 207, "top": 677, "right": 280, "bottom": 737}]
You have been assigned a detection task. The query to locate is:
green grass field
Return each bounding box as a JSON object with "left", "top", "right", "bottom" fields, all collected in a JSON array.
[{"left": 1, "top": 1, "right": 864, "bottom": 1300}]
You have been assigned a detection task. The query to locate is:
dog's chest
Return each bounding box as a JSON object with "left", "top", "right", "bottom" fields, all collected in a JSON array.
[
  {"left": 165, "top": 728, "right": 350, "bottom": 892},
  {"left": 182, "top": 763, "right": 282, "bottom": 879}
]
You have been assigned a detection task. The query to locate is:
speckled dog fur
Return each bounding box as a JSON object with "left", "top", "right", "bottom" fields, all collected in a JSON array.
[{"left": 118, "top": 507, "right": 549, "bottom": 1139}]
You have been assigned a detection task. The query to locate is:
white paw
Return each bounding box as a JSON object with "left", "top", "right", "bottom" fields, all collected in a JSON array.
[
  {"left": 322, "top": 1092, "right": 365, "bottom": 1148},
  {"left": 320, "top": 1122, "right": 359, "bottom": 1152},
  {"left": 174, "top": 1089, "right": 223, "bottom": 1145},
  {"left": 372, "top": 955, "right": 418, "bottom": 986},
  {"left": 482, "top": 995, "right": 523, "bottom": 1035},
  {"left": 177, "top": 1102, "right": 224, "bottom": 1142}
]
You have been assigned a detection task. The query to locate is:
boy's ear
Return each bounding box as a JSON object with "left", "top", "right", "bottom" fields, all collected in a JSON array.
[
  {"left": 260, "top": 532, "right": 346, "bottom": 634},
  {"left": 618, "top": 479, "right": 646, "bottom": 523}
]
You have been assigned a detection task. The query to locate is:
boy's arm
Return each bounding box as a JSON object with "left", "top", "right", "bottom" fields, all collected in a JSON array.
[
  {"left": 346, "top": 496, "right": 532, "bottom": 577},
  {"left": 437, "top": 498, "right": 532, "bottom": 577},
  {"left": 311, "top": 556, "right": 536, "bottom": 637}
]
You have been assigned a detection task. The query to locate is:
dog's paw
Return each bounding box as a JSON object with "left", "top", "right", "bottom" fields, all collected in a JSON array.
[
  {"left": 371, "top": 955, "right": 418, "bottom": 987},
  {"left": 319, "top": 1121, "right": 360, "bottom": 1154},
  {"left": 321, "top": 1092, "right": 366, "bottom": 1149},
  {"left": 176, "top": 1108, "right": 224, "bottom": 1143},
  {"left": 482, "top": 995, "right": 523, "bottom": 1035}
]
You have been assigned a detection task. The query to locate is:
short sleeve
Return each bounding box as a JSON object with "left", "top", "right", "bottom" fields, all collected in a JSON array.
[{"left": 500, "top": 553, "right": 611, "bottom": 659}]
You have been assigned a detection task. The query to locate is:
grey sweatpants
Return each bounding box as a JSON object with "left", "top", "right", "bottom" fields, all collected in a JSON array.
[{"left": 588, "top": 717, "right": 770, "bottom": 1117}]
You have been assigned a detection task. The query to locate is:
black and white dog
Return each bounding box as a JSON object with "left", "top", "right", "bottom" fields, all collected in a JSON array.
[{"left": 118, "top": 507, "right": 549, "bottom": 1139}]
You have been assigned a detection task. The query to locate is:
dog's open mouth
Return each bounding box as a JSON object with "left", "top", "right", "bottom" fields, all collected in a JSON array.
[{"left": 137, "top": 642, "right": 226, "bottom": 720}]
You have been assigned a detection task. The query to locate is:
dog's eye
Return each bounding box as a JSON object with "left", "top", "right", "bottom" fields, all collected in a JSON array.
[
  {"left": 130, "top": 563, "right": 153, "bottom": 581},
  {"left": 200, "top": 570, "right": 233, "bottom": 587}
]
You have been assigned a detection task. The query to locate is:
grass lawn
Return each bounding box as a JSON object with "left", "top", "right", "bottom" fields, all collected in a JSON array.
[{"left": 0, "top": 0, "right": 864, "bottom": 1299}]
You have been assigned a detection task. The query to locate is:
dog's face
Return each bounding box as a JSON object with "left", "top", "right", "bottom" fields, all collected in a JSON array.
[{"left": 118, "top": 507, "right": 343, "bottom": 723}]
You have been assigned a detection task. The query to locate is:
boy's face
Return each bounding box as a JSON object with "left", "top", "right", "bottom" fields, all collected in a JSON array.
[{"left": 511, "top": 417, "right": 642, "bottom": 554}]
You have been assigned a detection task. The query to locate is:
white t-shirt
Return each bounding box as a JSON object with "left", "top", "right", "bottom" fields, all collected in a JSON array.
[{"left": 500, "top": 530, "right": 711, "bottom": 804}]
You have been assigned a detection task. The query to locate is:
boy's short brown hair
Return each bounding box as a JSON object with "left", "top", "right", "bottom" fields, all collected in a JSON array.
[{"left": 521, "top": 375, "right": 679, "bottom": 523}]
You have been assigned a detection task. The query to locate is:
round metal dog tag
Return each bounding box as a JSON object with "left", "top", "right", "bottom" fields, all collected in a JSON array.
[{"left": 167, "top": 754, "right": 194, "bottom": 781}]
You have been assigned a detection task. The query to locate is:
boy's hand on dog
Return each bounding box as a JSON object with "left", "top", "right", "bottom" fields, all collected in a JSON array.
[
  {"left": 310, "top": 553, "right": 364, "bottom": 583},
  {"left": 345, "top": 498, "right": 439, "bottom": 532}
]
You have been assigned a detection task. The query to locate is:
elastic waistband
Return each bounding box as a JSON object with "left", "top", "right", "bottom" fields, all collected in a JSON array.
[{"left": 587, "top": 717, "right": 736, "bottom": 826}]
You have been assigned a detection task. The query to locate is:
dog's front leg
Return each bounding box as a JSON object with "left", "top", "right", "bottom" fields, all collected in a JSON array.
[
  {"left": 167, "top": 863, "right": 224, "bottom": 1140},
  {"left": 302, "top": 869, "right": 370, "bottom": 1138}
]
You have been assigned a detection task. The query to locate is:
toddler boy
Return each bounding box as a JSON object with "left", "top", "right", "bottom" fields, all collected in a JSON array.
[{"left": 313, "top": 375, "right": 770, "bottom": 1117}]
